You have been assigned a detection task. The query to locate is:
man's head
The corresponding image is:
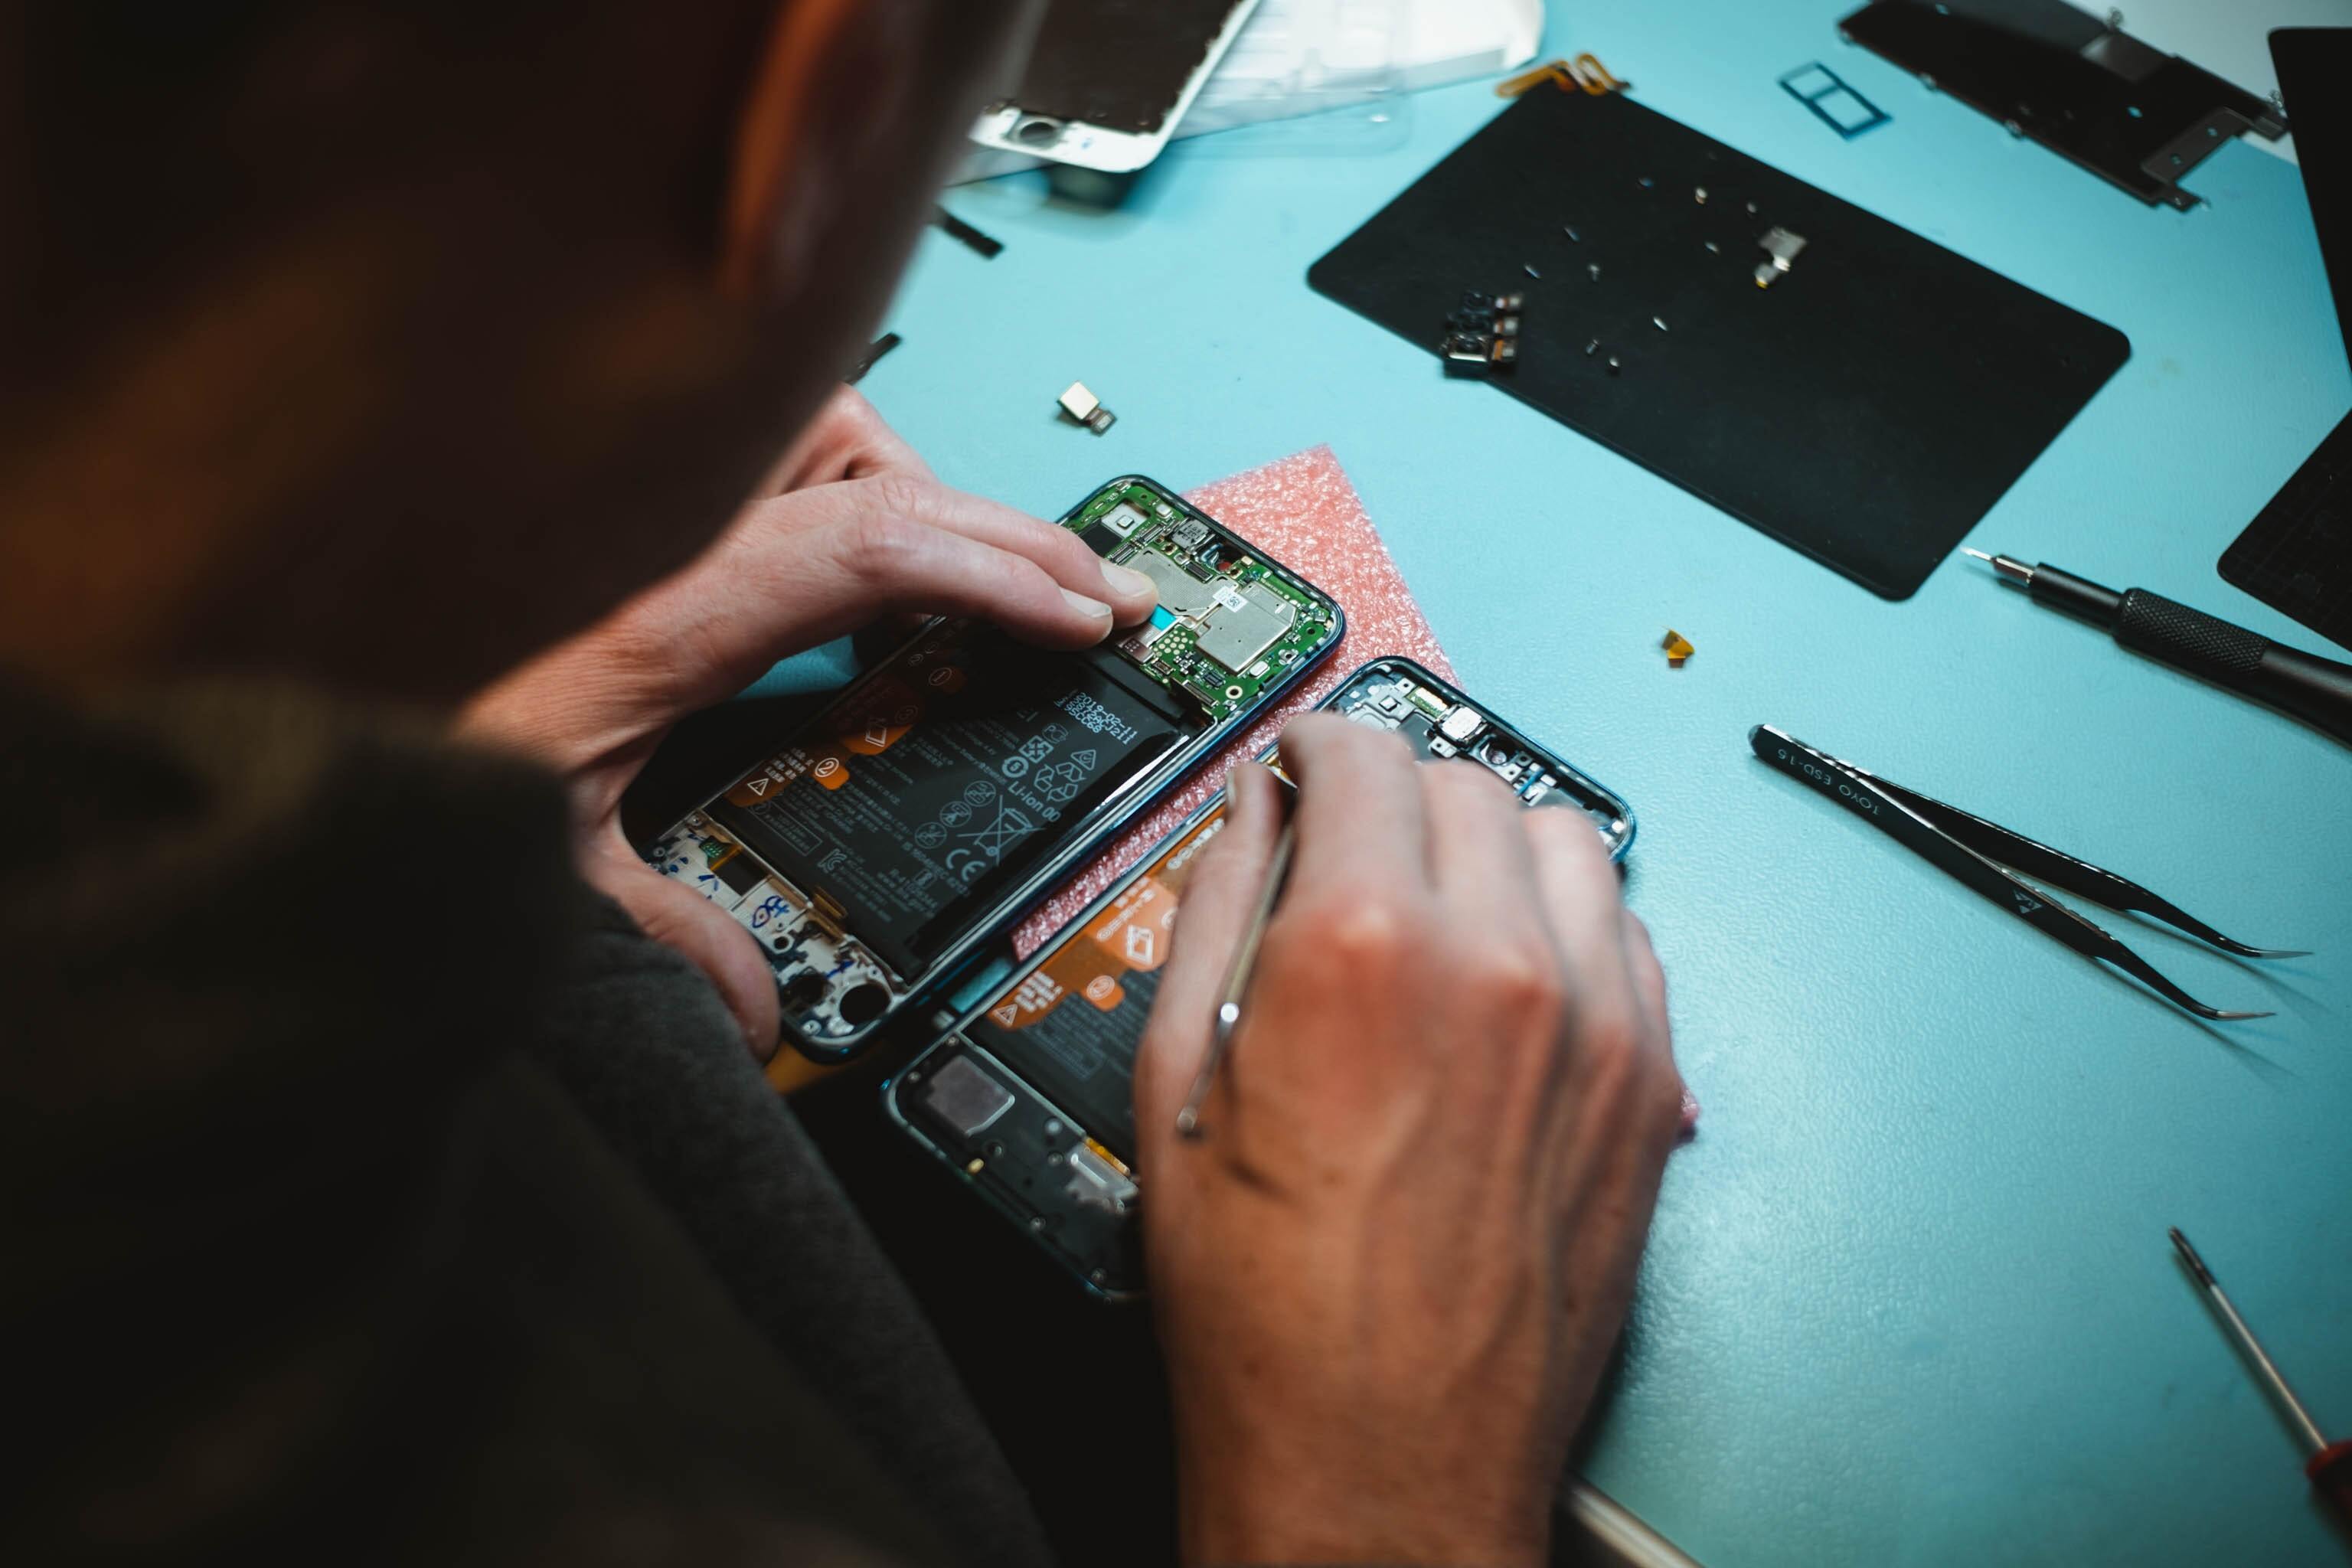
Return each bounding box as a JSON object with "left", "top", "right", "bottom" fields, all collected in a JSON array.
[{"left": 0, "top": 0, "right": 1034, "bottom": 702}]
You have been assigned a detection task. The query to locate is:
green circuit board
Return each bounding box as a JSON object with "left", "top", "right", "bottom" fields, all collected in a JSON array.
[{"left": 1061, "top": 479, "right": 1337, "bottom": 724}]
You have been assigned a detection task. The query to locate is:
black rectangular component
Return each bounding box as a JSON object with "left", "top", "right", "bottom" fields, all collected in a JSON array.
[
  {"left": 708, "top": 630, "right": 1185, "bottom": 977},
  {"left": 930, "top": 207, "right": 1004, "bottom": 260},
  {"left": 2272, "top": 28, "right": 2352, "bottom": 371},
  {"left": 1838, "top": 0, "right": 2289, "bottom": 211},
  {"left": 2220, "top": 409, "right": 2352, "bottom": 653},
  {"left": 845, "top": 332, "right": 900, "bottom": 385},
  {"left": 713, "top": 851, "right": 766, "bottom": 897},
  {"left": 1080, "top": 521, "right": 1125, "bottom": 557},
  {"left": 1308, "top": 87, "right": 2128, "bottom": 599}
]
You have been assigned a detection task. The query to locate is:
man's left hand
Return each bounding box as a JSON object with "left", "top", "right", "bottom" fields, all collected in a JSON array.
[{"left": 459, "top": 387, "right": 1156, "bottom": 1057}]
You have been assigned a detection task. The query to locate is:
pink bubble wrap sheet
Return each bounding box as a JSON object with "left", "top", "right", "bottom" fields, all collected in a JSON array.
[{"left": 1011, "top": 445, "right": 1452, "bottom": 956}]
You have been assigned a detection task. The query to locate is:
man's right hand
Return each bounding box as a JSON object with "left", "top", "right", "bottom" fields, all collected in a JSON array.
[{"left": 1135, "top": 716, "right": 1684, "bottom": 1568}]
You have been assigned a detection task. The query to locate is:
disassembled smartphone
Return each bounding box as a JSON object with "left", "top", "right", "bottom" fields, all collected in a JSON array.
[
  {"left": 884, "top": 657, "right": 1637, "bottom": 1297},
  {"left": 643, "top": 476, "right": 1341, "bottom": 1062},
  {"left": 967, "top": 0, "right": 1266, "bottom": 174}
]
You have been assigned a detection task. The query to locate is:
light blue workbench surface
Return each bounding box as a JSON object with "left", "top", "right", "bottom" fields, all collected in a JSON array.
[{"left": 863, "top": 5, "right": 2352, "bottom": 1563}]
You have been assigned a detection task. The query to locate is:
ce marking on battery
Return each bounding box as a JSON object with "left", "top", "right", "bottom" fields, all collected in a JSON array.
[{"left": 944, "top": 800, "right": 1037, "bottom": 882}]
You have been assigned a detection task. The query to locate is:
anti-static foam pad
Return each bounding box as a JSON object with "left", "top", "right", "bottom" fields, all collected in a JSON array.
[
  {"left": 1309, "top": 87, "right": 2129, "bottom": 599},
  {"left": 1011, "top": 444, "right": 1453, "bottom": 956}
]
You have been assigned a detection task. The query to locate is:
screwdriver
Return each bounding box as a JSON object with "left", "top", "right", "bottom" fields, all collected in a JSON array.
[
  {"left": 2168, "top": 1227, "right": 2352, "bottom": 1521},
  {"left": 1174, "top": 819, "right": 1295, "bottom": 1139},
  {"left": 1962, "top": 550, "right": 2352, "bottom": 747}
]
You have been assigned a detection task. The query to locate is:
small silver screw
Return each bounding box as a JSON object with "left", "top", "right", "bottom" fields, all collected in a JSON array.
[
  {"left": 1653, "top": 316, "right": 1668, "bottom": 332},
  {"left": 1588, "top": 263, "right": 1602, "bottom": 282}
]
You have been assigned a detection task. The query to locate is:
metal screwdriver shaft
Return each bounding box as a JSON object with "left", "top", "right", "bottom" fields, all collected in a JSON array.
[
  {"left": 2170, "top": 1227, "right": 2352, "bottom": 1522},
  {"left": 1175, "top": 822, "right": 1295, "bottom": 1140},
  {"left": 2171, "top": 1228, "right": 2328, "bottom": 1453}
]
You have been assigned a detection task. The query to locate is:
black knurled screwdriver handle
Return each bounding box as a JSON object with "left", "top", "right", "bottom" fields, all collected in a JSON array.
[
  {"left": 2115, "top": 590, "right": 2267, "bottom": 675},
  {"left": 2116, "top": 588, "right": 2352, "bottom": 746}
]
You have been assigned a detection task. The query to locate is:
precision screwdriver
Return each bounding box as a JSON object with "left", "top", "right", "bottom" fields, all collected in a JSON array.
[
  {"left": 1962, "top": 550, "right": 2352, "bottom": 747},
  {"left": 1175, "top": 819, "right": 1295, "bottom": 1140},
  {"left": 2169, "top": 1227, "right": 2352, "bottom": 1523}
]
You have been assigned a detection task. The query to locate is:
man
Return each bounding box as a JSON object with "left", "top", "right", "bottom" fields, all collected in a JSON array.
[{"left": 1, "top": 3, "right": 1684, "bottom": 1564}]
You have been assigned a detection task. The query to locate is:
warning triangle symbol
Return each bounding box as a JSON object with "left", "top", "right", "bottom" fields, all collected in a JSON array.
[
  {"left": 990, "top": 1001, "right": 1019, "bottom": 1027},
  {"left": 1071, "top": 749, "right": 1098, "bottom": 771},
  {"left": 749, "top": 778, "right": 769, "bottom": 795}
]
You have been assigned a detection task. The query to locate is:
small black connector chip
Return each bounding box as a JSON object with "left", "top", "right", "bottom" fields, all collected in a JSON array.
[
  {"left": 1080, "top": 521, "right": 1126, "bottom": 557},
  {"left": 713, "top": 849, "right": 766, "bottom": 897},
  {"left": 1440, "top": 289, "right": 1523, "bottom": 377}
]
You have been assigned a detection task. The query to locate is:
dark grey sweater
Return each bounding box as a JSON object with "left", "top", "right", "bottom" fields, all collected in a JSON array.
[{"left": 1, "top": 678, "right": 1051, "bottom": 1567}]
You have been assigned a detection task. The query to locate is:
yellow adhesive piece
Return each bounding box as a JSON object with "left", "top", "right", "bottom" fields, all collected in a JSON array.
[
  {"left": 1661, "top": 629, "right": 1695, "bottom": 668},
  {"left": 1496, "top": 59, "right": 1571, "bottom": 96},
  {"left": 1497, "top": 53, "right": 1628, "bottom": 98},
  {"left": 766, "top": 1051, "right": 840, "bottom": 1095},
  {"left": 1570, "top": 53, "right": 1628, "bottom": 95}
]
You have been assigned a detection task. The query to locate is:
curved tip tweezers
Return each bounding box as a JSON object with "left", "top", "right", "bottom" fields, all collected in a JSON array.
[{"left": 1749, "top": 727, "right": 2299, "bottom": 1022}]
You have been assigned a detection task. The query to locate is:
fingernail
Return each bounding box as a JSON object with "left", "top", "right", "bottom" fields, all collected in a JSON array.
[
  {"left": 1060, "top": 586, "right": 1112, "bottom": 619},
  {"left": 1101, "top": 563, "right": 1155, "bottom": 599}
]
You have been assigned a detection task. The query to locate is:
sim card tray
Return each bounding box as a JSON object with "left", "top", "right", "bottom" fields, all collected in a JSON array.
[{"left": 1779, "top": 63, "right": 1890, "bottom": 139}]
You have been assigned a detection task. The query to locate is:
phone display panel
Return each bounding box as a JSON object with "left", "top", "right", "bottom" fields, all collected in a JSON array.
[{"left": 966, "top": 0, "right": 1265, "bottom": 173}]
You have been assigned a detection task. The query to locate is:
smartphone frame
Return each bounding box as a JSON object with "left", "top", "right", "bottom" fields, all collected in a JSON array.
[
  {"left": 965, "top": 0, "right": 1266, "bottom": 174},
  {"left": 646, "top": 475, "right": 1343, "bottom": 1064},
  {"left": 884, "top": 656, "right": 1638, "bottom": 1298}
]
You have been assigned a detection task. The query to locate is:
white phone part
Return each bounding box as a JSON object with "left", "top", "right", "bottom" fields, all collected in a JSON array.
[{"left": 968, "top": 0, "right": 1266, "bottom": 174}]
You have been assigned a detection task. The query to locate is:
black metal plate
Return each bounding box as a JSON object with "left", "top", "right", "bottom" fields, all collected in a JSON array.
[
  {"left": 2273, "top": 27, "right": 2352, "bottom": 370},
  {"left": 1839, "top": 0, "right": 2289, "bottom": 211},
  {"left": 1308, "top": 88, "right": 2129, "bottom": 599},
  {"left": 2220, "top": 409, "right": 2352, "bottom": 653}
]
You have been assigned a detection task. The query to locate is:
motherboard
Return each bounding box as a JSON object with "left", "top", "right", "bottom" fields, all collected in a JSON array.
[{"left": 1069, "top": 479, "right": 1338, "bottom": 724}]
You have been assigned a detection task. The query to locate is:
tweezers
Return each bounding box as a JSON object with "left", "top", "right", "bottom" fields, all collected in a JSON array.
[{"left": 1750, "top": 726, "right": 2304, "bottom": 1021}]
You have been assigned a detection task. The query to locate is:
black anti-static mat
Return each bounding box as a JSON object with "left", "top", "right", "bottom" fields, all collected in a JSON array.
[
  {"left": 2220, "top": 408, "right": 2352, "bottom": 652},
  {"left": 1308, "top": 89, "right": 2129, "bottom": 599}
]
